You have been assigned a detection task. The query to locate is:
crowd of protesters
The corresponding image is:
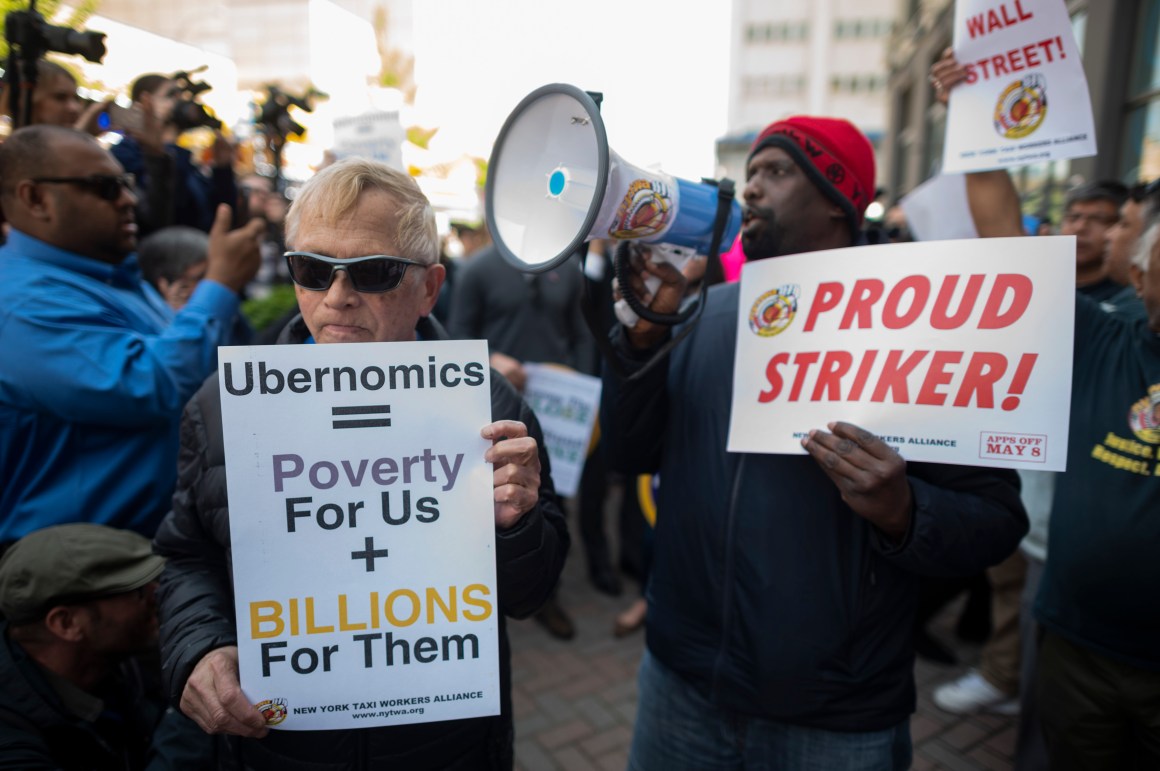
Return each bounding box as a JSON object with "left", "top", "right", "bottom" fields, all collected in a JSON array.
[{"left": 0, "top": 40, "right": 1156, "bottom": 771}]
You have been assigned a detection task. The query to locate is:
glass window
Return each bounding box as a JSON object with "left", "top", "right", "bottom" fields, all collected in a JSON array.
[
  {"left": 1121, "top": 101, "right": 1160, "bottom": 182},
  {"left": 1129, "top": 0, "right": 1160, "bottom": 96},
  {"left": 1071, "top": 10, "right": 1087, "bottom": 57}
]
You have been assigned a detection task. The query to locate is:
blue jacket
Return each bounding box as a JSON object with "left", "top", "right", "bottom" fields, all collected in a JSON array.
[
  {"left": 0, "top": 230, "right": 242, "bottom": 540},
  {"left": 602, "top": 280, "right": 1027, "bottom": 731}
]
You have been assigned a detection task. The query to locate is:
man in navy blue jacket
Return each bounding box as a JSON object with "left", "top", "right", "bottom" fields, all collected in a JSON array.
[
  {"left": 602, "top": 116, "right": 1027, "bottom": 770},
  {"left": 111, "top": 74, "right": 238, "bottom": 235}
]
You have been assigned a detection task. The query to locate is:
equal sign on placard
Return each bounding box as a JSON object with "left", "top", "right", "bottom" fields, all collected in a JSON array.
[{"left": 331, "top": 405, "right": 391, "bottom": 429}]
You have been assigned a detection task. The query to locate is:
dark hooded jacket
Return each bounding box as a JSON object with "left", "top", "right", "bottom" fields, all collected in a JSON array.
[
  {"left": 0, "top": 621, "right": 210, "bottom": 770},
  {"left": 602, "top": 280, "right": 1027, "bottom": 731}
]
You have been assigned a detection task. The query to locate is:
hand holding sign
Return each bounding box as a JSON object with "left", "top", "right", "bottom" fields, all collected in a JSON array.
[
  {"left": 182, "top": 645, "right": 270, "bottom": 738},
  {"left": 930, "top": 47, "right": 970, "bottom": 105},
  {"left": 942, "top": 0, "right": 1095, "bottom": 173},
  {"left": 483, "top": 420, "right": 541, "bottom": 530},
  {"left": 801, "top": 421, "right": 914, "bottom": 541}
]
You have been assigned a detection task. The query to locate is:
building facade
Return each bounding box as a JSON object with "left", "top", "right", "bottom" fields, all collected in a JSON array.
[
  {"left": 720, "top": 0, "right": 901, "bottom": 187},
  {"left": 884, "top": 0, "right": 1160, "bottom": 219},
  {"left": 96, "top": 0, "right": 389, "bottom": 92}
]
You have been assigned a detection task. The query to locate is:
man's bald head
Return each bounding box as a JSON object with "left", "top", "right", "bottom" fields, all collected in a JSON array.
[
  {"left": 0, "top": 125, "right": 97, "bottom": 201},
  {"left": 0, "top": 125, "right": 138, "bottom": 263}
]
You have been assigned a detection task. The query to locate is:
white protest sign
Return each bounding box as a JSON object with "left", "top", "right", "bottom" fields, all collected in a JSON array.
[
  {"left": 521, "top": 364, "right": 601, "bottom": 498},
  {"left": 219, "top": 340, "right": 499, "bottom": 731},
  {"left": 900, "top": 174, "right": 980, "bottom": 242},
  {"left": 333, "top": 111, "right": 406, "bottom": 171},
  {"left": 727, "top": 237, "right": 1074, "bottom": 471},
  {"left": 943, "top": 0, "right": 1095, "bottom": 173}
]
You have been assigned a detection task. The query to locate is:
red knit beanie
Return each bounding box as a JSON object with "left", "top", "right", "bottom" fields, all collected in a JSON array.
[{"left": 748, "top": 116, "right": 876, "bottom": 235}]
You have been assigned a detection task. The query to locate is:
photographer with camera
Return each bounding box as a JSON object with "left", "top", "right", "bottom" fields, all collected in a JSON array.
[
  {"left": 111, "top": 72, "right": 237, "bottom": 235},
  {"left": 3, "top": 0, "right": 103, "bottom": 128}
]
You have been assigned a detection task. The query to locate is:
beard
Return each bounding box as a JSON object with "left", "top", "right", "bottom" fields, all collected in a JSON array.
[{"left": 740, "top": 205, "right": 785, "bottom": 261}]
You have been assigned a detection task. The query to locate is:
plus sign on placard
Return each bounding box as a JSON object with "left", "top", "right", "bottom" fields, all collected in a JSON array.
[{"left": 351, "top": 536, "right": 390, "bottom": 571}]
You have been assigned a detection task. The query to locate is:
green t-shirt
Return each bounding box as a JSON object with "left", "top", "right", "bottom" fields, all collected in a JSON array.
[{"left": 1035, "top": 293, "right": 1160, "bottom": 670}]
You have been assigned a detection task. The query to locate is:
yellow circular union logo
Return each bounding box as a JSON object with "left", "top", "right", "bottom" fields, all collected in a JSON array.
[
  {"left": 993, "top": 75, "right": 1048, "bottom": 140},
  {"left": 749, "top": 285, "right": 799, "bottom": 337},
  {"left": 256, "top": 699, "right": 288, "bottom": 726},
  {"left": 1127, "top": 389, "right": 1160, "bottom": 444}
]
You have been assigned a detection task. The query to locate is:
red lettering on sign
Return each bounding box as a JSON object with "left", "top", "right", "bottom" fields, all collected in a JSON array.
[
  {"left": 758, "top": 352, "right": 790, "bottom": 403},
  {"left": 839, "top": 279, "right": 884, "bottom": 330},
  {"left": 810, "top": 350, "right": 854, "bottom": 401},
  {"left": 848, "top": 349, "right": 879, "bottom": 401},
  {"left": 931, "top": 274, "right": 985, "bottom": 330},
  {"left": 755, "top": 349, "right": 1036, "bottom": 411},
  {"left": 788, "top": 352, "right": 820, "bottom": 401},
  {"left": 871, "top": 350, "right": 930, "bottom": 403},
  {"left": 882, "top": 275, "right": 931, "bottom": 329},
  {"left": 804, "top": 282, "right": 844, "bottom": 332},
  {"left": 954, "top": 352, "right": 1008, "bottom": 408},
  {"left": 979, "top": 274, "right": 1033, "bottom": 329},
  {"left": 965, "top": 0, "right": 1034, "bottom": 39},
  {"left": 964, "top": 36, "right": 1066, "bottom": 82}
]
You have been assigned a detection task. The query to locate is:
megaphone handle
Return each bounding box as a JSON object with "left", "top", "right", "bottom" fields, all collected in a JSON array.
[
  {"left": 613, "top": 245, "right": 699, "bottom": 327},
  {"left": 612, "top": 248, "right": 693, "bottom": 328}
]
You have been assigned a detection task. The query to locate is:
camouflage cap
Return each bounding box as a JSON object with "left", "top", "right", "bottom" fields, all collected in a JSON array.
[{"left": 0, "top": 523, "right": 165, "bottom": 623}]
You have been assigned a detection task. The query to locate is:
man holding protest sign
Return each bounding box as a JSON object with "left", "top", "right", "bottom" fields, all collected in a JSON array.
[
  {"left": 153, "top": 159, "right": 568, "bottom": 770},
  {"left": 933, "top": 59, "right": 1160, "bottom": 771},
  {"left": 602, "top": 116, "right": 1027, "bottom": 769}
]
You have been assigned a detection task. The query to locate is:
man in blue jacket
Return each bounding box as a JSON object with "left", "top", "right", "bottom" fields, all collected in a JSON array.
[
  {"left": 602, "top": 116, "right": 1027, "bottom": 770},
  {"left": 0, "top": 126, "right": 264, "bottom": 545}
]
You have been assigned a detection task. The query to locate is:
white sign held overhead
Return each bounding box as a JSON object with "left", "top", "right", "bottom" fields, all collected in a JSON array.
[
  {"left": 333, "top": 111, "right": 406, "bottom": 171},
  {"left": 943, "top": 0, "right": 1096, "bottom": 173},
  {"left": 900, "top": 174, "right": 980, "bottom": 242},
  {"left": 218, "top": 340, "right": 499, "bottom": 731},
  {"left": 727, "top": 238, "right": 1076, "bottom": 471}
]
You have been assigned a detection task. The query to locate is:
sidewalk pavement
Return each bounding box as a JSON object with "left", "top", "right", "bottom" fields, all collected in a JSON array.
[{"left": 509, "top": 513, "right": 1019, "bottom": 771}]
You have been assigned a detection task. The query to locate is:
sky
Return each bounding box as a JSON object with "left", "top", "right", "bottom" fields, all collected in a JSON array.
[{"left": 409, "top": 0, "right": 733, "bottom": 182}]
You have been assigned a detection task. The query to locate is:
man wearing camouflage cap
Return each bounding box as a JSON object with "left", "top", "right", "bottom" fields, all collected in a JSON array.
[{"left": 0, "top": 523, "right": 207, "bottom": 769}]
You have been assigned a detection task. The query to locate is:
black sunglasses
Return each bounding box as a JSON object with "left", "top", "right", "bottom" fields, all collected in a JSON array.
[
  {"left": 285, "top": 251, "right": 425, "bottom": 293},
  {"left": 31, "top": 173, "right": 136, "bottom": 201}
]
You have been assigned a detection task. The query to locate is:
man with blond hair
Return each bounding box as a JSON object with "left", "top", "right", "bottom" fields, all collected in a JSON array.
[{"left": 154, "top": 158, "right": 568, "bottom": 770}]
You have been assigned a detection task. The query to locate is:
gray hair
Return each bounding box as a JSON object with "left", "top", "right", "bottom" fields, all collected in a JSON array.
[
  {"left": 137, "top": 226, "right": 209, "bottom": 288},
  {"left": 285, "top": 158, "right": 438, "bottom": 265},
  {"left": 1134, "top": 222, "right": 1158, "bottom": 273}
]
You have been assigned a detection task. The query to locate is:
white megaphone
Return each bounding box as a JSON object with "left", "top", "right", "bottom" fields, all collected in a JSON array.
[{"left": 485, "top": 84, "right": 742, "bottom": 279}]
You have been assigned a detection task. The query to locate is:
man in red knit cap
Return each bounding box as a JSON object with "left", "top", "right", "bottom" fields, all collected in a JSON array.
[{"left": 601, "top": 117, "right": 1027, "bottom": 770}]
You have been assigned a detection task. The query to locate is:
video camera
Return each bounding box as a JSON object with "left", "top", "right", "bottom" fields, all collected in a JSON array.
[
  {"left": 254, "top": 84, "right": 327, "bottom": 142},
  {"left": 5, "top": 1, "right": 105, "bottom": 64},
  {"left": 5, "top": 0, "right": 105, "bottom": 127},
  {"left": 168, "top": 66, "right": 222, "bottom": 132}
]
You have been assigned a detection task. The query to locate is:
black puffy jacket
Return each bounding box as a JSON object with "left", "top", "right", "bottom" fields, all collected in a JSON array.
[{"left": 153, "top": 315, "right": 569, "bottom": 770}]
